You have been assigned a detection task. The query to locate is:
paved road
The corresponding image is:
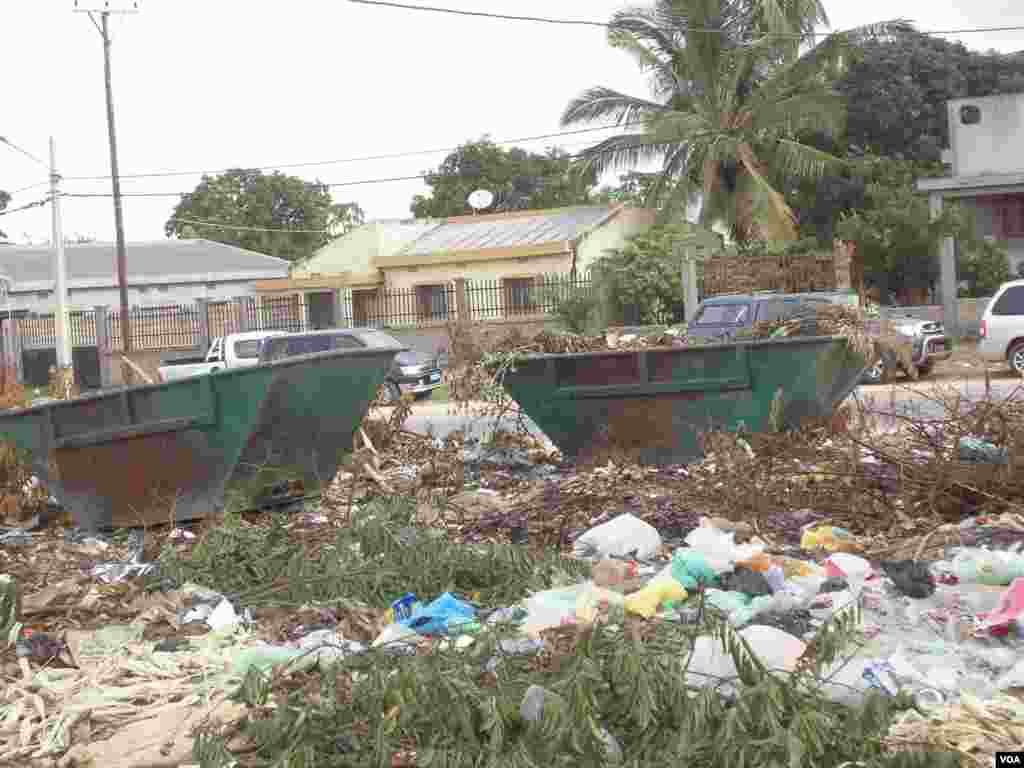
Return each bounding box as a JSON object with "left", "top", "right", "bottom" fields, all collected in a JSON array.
[{"left": 380, "top": 375, "right": 1023, "bottom": 445}]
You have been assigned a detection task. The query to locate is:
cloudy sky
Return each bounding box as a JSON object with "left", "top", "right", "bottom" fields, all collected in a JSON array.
[{"left": 2, "top": 0, "right": 1023, "bottom": 246}]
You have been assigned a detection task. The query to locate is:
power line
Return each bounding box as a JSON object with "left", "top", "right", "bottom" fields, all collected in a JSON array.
[
  {"left": 348, "top": 1, "right": 1024, "bottom": 38},
  {"left": 7, "top": 181, "right": 50, "bottom": 196},
  {"left": 59, "top": 122, "right": 639, "bottom": 182},
  {"left": 168, "top": 217, "right": 334, "bottom": 234},
  {"left": 0, "top": 197, "right": 51, "bottom": 217}
]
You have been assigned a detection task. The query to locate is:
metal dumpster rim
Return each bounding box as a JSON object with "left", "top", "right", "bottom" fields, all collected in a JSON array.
[
  {"left": 490, "top": 334, "right": 858, "bottom": 363},
  {"left": 0, "top": 344, "right": 408, "bottom": 419}
]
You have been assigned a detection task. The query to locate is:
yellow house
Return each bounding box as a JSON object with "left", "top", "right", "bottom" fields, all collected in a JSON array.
[{"left": 254, "top": 203, "right": 655, "bottom": 327}]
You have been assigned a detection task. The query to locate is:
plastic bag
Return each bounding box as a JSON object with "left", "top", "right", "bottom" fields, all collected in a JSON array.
[
  {"left": 952, "top": 548, "right": 1024, "bottom": 586},
  {"left": 684, "top": 527, "right": 764, "bottom": 573},
  {"left": 572, "top": 513, "right": 662, "bottom": 560},
  {"left": 623, "top": 579, "right": 687, "bottom": 619}
]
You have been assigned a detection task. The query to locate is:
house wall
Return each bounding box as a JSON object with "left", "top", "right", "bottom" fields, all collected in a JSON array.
[
  {"left": 381, "top": 253, "right": 573, "bottom": 292},
  {"left": 7, "top": 278, "right": 274, "bottom": 315},
  {"left": 948, "top": 94, "right": 1024, "bottom": 177},
  {"left": 292, "top": 220, "right": 437, "bottom": 278},
  {"left": 575, "top": 207, "right": 658, "bottom": 271}
]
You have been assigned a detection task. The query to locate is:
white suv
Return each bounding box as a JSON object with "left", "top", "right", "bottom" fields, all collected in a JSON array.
[{"left": 979, "top": 279, "right": 1024, "bottom": 376}]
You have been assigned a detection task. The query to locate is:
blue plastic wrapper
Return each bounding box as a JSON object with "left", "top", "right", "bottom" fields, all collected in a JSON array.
[{"left": 400, "top": 592, "right": 476, "bottom": 636}]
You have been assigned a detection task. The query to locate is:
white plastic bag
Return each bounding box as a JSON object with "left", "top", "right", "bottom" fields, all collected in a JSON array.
[
  {"left": 573, "top": 513, "right": 662, "bottom": 560},
  {"left": 683, "top": 526, "right": 764, "bottom": 573}
]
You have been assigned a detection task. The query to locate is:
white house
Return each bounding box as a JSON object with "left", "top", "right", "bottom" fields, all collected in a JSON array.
[
  {"left": 917, "top": 92, "right": 1024, "bottom": 336},
  {"left": 0, "top": 239, "right": 289, "bottom": 315}
]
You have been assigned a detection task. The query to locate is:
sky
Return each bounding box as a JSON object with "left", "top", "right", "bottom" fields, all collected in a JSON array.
[{"left": 2, "top": 0, "right": 1023, "bottom": 247}]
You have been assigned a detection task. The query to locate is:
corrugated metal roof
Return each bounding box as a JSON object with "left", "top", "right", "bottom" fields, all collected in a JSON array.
[
  {"left": 0, "top": 239, "right": 288, "bottom": 287},
  {"left": 399, "top": 206, "right": 620, "bottom": 256}
]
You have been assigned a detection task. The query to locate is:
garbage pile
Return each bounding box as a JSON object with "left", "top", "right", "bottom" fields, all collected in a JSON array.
[{"left": 2, "top": 374, "right": 1023, "bottom": 766}]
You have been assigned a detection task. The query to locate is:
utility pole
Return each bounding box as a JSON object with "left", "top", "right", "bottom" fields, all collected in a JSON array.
[
  {"left": 75, "top": 1, "right": 138, "bottom": 354},
  {"left": 49, "top": 138, "right": 73, "bottom": 370}
]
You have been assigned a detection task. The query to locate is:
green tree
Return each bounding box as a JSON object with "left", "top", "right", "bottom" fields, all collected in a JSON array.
[
  {"left": 0, "top": 190, "right": 10, "bottom": 241},
  {"left": 837, "top": 30, "right": 1024, "bottom": 162},
  {"left": 165, "top": 169, "right": 365, "bottom": 262},
  {"left": 958, "top": 239, "right": 1011, "bottom": 298},
  {"left": 410, "top": 138, "right": 598, "bottom": 218},
  {"left": 588, "top": 222, "right": 695, "bottom": 325},
  {"left": 834, "top": 156, "right": 1005, "bottom": 303},
  {"left": 592, "top": 171, "right": 663, "bottom": 207},
  {"left": 560, "top": 0, "right": 898, "bottom": 244}
]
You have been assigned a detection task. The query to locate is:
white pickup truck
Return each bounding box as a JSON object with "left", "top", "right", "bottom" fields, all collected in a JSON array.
[{"left": 158, "top": 331, "right": 288, "bottom": 382}]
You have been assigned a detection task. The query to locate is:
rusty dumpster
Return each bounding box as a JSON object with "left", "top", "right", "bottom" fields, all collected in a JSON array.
[{"left": 498, "top": 335, "right": 868, "bottom": 465}]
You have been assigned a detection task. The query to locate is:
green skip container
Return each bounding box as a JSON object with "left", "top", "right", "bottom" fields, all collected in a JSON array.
[
  {"left": 0, "top": 337, "right": 403, "bottom": 529},
  {"left": 499, "top": 335, "right": 868, "bottom": 465}
]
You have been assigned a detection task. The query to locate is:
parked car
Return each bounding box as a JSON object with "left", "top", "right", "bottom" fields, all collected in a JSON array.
[
  {"left": 978, "top": 278, "right": 1024, "bottom": 376},
  {"left": 685, "top": 292, "right": 951, "bottom": 383},
  {"left": 258, "top": 329, "right": 442, "bottom": 402},
  {"left": 860, "top": 316, "right": 952, "bottom": 384},
  {"left": 685, "top": 292, "right": 836, "bottom": 344},
  {"left": 157, "top": 331, "right": 289, "bottom": 382}
]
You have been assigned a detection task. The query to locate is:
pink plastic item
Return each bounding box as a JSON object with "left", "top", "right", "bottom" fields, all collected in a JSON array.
[{"left": 977, "top": 577, "right": 1024, "bottom": 630}]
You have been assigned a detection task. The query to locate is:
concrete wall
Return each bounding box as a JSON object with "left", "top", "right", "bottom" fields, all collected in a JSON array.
[
  {"left": 575, "top": 207, "right": 657, "bottom": 270},
  {"left": 8, "top": 278, "right": 271, "bottom": 315},
  {"left": 948, "top": 94, "right": 1024, "bottom": 177},
  {"left": 293, "top": 220, "right": 438, "bottom": 278}
]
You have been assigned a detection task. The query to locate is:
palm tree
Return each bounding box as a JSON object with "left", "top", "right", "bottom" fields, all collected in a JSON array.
[{"left": 562, "top": 0, "right": 905, "bottom": 243}]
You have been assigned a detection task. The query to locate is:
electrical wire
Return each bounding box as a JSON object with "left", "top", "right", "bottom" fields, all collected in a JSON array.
[
  {"left": 347, "top": 0, "right": 1024, "bottom": 38},
  {"left": 59, "top": 122, "right": 643, "bottom": 182},
  {"left": 7, "top": 181, "right": 50, "bottom": 196},
  {"left": 167, "top": 217, "right": 334, "bottom": 234},
  {"left": 0, "top": 197, "right": 51, "bottom": 217}
]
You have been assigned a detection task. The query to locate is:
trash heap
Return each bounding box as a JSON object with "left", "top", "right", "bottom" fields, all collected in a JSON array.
[{"left": 2, "top": 366, "right": 1023, "bottom": 766}]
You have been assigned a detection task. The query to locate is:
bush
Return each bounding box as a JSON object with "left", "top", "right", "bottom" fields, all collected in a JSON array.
[{"left": 547, "top": 286, "right": 603, "bottom": 334}]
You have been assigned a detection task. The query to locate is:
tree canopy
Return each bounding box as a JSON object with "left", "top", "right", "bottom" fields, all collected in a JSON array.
[
  {"left": 165, "top": 169, "right": 365, "bottom": 263},
  {"left": 837, "top": 31, "right": 1024, "bottom": 162},
  {"left": 561, "top": 0, "right": 901, "bottom": 244},
  {"left": 410, "top": 138, "right": 598, "bottom": 218}
]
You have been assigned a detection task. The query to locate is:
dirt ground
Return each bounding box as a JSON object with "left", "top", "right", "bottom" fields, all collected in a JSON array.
[{"left": 863, "top": 338, "right": 1022, "bottom": 388}]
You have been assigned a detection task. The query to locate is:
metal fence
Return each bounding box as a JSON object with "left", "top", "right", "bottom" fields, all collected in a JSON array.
[{"left": 11, "top": 274, "right": 600, "bottom": 352}]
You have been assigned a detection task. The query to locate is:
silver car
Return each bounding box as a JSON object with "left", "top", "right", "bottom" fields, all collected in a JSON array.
[{"left": 978, "top": 279, "right": 1024, "bottom": 376}]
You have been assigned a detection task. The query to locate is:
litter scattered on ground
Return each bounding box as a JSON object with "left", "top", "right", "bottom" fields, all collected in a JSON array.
[{"left": 1, "top": 356, "right": 1023, "bottom": 766}]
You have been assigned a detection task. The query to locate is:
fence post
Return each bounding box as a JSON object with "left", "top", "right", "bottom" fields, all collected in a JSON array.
[
  {"left": 454, "top": 278, "right": 468, "bottom": 323},
  {"left": 236, "top": 296, "right": 253, "bottom": 332},
  {"left": 94, "top": 306, "right": 113, "bottom": 389},
  {"left": 196, "top": 298, "right": 211, "bottom": 352}
]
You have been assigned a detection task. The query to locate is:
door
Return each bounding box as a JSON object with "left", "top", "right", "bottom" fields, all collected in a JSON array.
[{"left": 306, "top": 291, "right": 336, "bottom": 331}]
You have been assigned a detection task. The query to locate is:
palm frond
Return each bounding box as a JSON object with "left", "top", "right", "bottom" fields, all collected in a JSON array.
[
  {"left": 747, "top": 89, "right": 846, "bottom": 136},
  {"left": 573, "top": 133, "right": 673, "bottom": 178},
  {"left": 769, "top": 138, "right": 842, "bottom": 179},
  {"left": 560, "top": 87, "right": 666, "bottom": 127}
]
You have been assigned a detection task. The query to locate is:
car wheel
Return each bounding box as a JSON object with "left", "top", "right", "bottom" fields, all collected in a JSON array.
[
  {"left": 862, "top": 359, "right": 885, "bottom": 384},
  {"left": 1009, "top": 342, "right": 1024, "bottom": 376},
  {"left": 383, "top": 381, "right": 402, "bottom": 403}
]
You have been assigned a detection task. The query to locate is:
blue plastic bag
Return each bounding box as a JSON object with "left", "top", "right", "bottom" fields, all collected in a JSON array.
[{"left": 400, "top": 592, "right": 476, "bottom": 636}]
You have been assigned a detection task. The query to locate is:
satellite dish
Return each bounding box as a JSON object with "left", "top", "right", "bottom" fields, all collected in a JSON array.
[{"left": 467, "top": 189, "right": 494, "bottom": 212}]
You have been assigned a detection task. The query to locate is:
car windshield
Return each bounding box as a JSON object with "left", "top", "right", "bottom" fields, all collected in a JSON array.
[
  {"left": 261, "top": 333, "right": 365, "bottom": 362},
  {"left": 233, "top": 339, "right": 265, "bottom": 359},
  {"left": 694, "top": 303, "right": 751, "bottom": 325}
]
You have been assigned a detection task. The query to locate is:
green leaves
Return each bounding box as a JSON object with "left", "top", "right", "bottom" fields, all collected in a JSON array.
[
  {"left": 164, "top": 169, "right": 365, "bottom": 262},
  {"left": 410, "top": 139, "right": 598, "bottom": 218}
]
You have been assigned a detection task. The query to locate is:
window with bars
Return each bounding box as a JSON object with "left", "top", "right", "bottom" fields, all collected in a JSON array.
[
  {"left": 415, "top": 284, "right": 449, "bottom": 321},
  {"left": 503, "top": 277, "right": 536, "bottom": 316}
]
